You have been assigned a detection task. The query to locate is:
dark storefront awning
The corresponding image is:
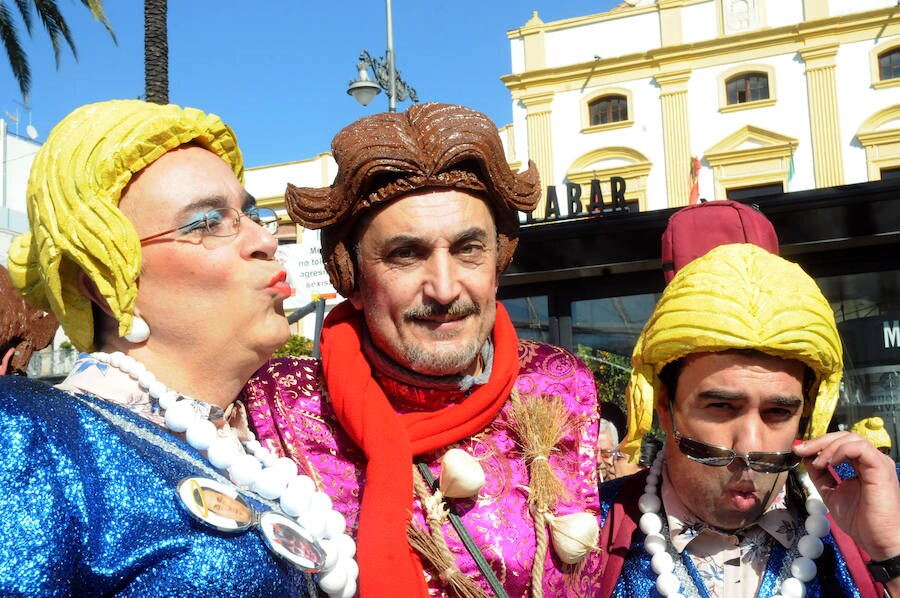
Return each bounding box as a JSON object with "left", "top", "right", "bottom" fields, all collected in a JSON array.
[{"left": 499, "top": 178, "right": 900, "bottom": 351}]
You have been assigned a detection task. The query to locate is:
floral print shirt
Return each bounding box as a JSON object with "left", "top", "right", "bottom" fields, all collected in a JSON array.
[{"left": 661, "top": 467, "right": 800, "bottom": 598}]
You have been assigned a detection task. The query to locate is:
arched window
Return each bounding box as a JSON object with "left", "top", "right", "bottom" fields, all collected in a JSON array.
[
  {"left": 725, "top": 72, "right": 769, "bottom": 105},
  {"left": 879, "top": 48, "right": 900, "bottom": 81},
  {"left": 588, "top": 95, "right": 628, "bottom": 126}
]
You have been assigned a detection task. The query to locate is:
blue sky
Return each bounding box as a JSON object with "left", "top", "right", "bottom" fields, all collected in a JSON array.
[{"left": 0, "top": 1, "right": 620, "bottom": 167}]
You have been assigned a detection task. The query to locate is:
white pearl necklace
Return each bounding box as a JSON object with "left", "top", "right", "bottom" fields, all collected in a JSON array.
[
  {"left": 637, "top": 450, "right": 830, "bottom": 598},
  {"left": 92, "top": 351, "right": 359, "bottom": 598}
]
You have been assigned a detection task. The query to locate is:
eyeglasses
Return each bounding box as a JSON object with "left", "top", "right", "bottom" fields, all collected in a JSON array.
[
  {"left": 139, "top": 207, "right": 279, "bottom": 248},
  {"left": 599, "top": 448, "right": 624, "bottom": 461},
  {"left": 669, "top": 403, "right": 801, "bottom": 474}
]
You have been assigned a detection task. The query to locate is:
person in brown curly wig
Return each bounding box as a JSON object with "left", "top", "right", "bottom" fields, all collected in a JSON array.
[
  {"left": 243, "top": 102, "right": 604, "bottom": 597},
  {"left": 285, "top": 101, "right": 539, "bottom": 300},
  {"left": 0, "top": 265, "right": 57, "bottom": 376}
]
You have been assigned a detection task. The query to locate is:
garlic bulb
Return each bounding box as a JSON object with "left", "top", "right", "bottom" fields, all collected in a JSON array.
[
  {"left": 438, "top": 448, "right": 486, "bottom": 499},
  {"left": 545, "top": 511, "right": 599, "bottom": 564}
]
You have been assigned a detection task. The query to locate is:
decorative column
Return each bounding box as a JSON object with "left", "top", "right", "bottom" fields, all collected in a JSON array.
[
  {"left": 802, "top": 0, "right": 829, "bottom": 21},
  {"left": 520, "top": 11, "right": 547, "bottom": 72},
  {"left": 657, "top": 0, "right": 685, "bottom": 47},
  {"left": 510, "top": 11, "right": 553, "bottom": 214},
  {"left": 656, "top": 69, "right": 693, "bottom": 207},
  {"left": 523, "top": 92, "right": 555, "bottom": 215},
  {"left": 800, "top": 44, "right": 844, "bottom": 188}
]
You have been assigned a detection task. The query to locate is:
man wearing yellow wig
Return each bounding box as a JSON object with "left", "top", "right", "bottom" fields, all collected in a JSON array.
[
  {"left": 598, "top": 244, "right": 900, "bottom": 598},
  {"left": 0, "top": 100, "right": 328, "bottom": 596}
]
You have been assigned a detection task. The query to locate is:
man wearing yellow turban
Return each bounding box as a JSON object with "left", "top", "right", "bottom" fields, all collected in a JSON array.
[{"left": 598, "top": 244, "right": 900, "bottom": 598}]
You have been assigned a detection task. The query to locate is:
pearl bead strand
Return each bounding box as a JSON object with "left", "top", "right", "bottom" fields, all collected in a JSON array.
[
  {"left": 637, "top": 448, "right": 830, "bottom": 598},
  {"left": 92, "top": 351, "right": 359, "bottom": 598}
]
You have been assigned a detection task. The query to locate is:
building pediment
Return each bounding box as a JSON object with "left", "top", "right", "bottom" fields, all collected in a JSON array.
[
  {"left": 705, "top": 125, "right": 797, "bottom": 163},
  {"left": 702, "top": 125, "right": 797, "bottom": 199},
  {"left": 567, "top": 146, "right": 651, "bottom": 177},
  {"left": 856, "top": 105, "right": 900, "bottom": 143},
  {"left": 856, "top": 106, "right": 900, "bottom": 180}
]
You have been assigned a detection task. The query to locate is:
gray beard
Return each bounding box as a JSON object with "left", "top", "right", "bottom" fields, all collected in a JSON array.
[
  {"left": 398, "top": 333, "right": 485, "bottom": 376},
  {"left": 360, "top": 329, "right": 495, "bottom": 393}
]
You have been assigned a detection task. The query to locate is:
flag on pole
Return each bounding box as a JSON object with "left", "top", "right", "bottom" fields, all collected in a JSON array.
[
  {"left": 788, "top": 148, "right": 795, "bottom": 183},
  {"left": 689, "top": 156, "right": 701, "bottom": 205}
]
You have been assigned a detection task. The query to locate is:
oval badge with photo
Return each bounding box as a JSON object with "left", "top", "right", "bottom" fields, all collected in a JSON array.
[
  {"left": 258, "top": 511, "right": 327, "bottom": 571},
  {"left": 176, "top": 477, "right": 254, "bottom": 532}
]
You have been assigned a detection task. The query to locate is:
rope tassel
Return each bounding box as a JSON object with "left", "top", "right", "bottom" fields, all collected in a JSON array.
[{"left": 508, "top": 391, "right": 577, "bottom": 596}]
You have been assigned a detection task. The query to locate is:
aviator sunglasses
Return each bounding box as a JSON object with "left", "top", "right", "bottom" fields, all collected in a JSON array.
[{"left": 669, "top": 403, "right": 801, "bottom": 474}]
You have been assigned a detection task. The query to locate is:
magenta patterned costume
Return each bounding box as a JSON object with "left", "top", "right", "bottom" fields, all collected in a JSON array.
[{"left": 242, "top": 339, "right": 602, "bottom": 597}]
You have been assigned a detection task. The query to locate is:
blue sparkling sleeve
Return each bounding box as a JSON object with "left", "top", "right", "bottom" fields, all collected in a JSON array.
[{"left": 0, "top": 376, "right": 313, "bottom": 597}]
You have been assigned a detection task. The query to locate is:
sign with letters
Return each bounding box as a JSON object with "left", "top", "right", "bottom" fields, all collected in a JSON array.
[
  {"left": 524, "top": 177, "right": 637, "bottom": 223},
  {"left": 837, "top": 314, "right": 900, "bottom": 369}
]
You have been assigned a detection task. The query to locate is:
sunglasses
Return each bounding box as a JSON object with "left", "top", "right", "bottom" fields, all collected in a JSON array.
[{"left": 669, "top": 404, "right": 801, "bottom": 474}]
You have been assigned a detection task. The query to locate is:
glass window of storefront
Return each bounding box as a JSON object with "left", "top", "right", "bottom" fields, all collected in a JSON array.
[
  {"left": 823, "top": 269, "right": 900, "bottom": 460},
  {"left": 503, "top": 296, "right": 551, "bottom": 343},
  {"left": 571, "top": 294, "right": 658, "bottom": 357}
]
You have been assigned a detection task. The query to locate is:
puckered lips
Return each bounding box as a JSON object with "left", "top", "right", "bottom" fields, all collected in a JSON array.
[
  {"left": 267, "top": 271, "right": 292, "bottom": 298},
  {"left": 724, "top": 480, "right": 761, "bottom": 511}
]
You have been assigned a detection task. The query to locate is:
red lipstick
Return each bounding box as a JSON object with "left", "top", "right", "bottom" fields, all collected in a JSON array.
[{"left": 267, "top": 271, "right": 292, "bottom": 298}]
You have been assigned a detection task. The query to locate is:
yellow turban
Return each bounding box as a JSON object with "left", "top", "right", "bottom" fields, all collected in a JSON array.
[
  {"left": 851, "top": 417, "right": 891, "bottom": 450},
  {"left": 622, "top": 244, "right": 843, "bottom": 463},
  {"left": 7, "top": 100, "right": 243, "bottom": 352}
]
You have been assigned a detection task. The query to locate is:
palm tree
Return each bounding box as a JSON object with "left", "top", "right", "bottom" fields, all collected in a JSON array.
[
  {"left": 143, "top": 0, "right": 167, "bottom": 104},
  {"left": 0, "top": 0, "right": 115, "bottom": 101}
]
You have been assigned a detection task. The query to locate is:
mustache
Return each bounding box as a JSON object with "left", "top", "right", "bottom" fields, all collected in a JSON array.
[{"left": 404, "top": 301, "right": 481, "bottom": 320}]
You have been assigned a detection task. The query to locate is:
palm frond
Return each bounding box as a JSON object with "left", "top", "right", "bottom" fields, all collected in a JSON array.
[
  {"left": 13, "top": 0, "right": 33, "bottom": 35},
  {"left": 79, "top": 0, "right": 116, "bottom": 44},
  {"left": 32, "top": 0, "right": 77, "bottom": 67},
  {"left": 0, "top": 0, "right": 116, "bottom": 97},
  {"left": 0, "top": 2, "right": 31, "bottom": 97}
]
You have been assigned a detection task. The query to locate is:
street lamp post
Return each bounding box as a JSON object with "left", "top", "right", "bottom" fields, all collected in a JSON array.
[{"left": 346, "top": 0, "right": 418, "bottom": 112}]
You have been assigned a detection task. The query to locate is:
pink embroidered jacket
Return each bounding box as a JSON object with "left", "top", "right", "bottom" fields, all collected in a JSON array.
[{"left": 241, "top": 340, "right": 601, "bottom": 597}]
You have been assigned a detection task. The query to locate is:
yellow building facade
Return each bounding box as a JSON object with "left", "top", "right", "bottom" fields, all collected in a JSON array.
[{"left": 502, "top": 0, "right": 900, "bottom": 215}]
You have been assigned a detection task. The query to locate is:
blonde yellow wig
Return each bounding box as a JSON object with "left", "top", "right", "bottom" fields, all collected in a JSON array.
[
  {"left": 622, "top": 244, "right": 843, "bottom": 462},
  {"left": 851, "top": 417, "right": 891, "bottom": 450},
  {"left": 7, "top": 99, "right": 243, "bottom": 351}
]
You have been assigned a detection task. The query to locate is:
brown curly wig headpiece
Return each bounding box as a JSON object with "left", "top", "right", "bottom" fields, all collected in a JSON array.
[
  {"left": 0, "top": 265, "right": 58, "bottom": 375},
  {"left": 284, "top": 102, "right": 541, "bottom": 297}
]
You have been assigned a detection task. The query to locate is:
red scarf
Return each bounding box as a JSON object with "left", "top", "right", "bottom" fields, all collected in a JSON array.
[{"left": 320, "top": 300, "right": 520, "bottom": 596}]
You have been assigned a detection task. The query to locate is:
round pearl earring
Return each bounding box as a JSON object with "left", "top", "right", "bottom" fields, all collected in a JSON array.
[{"left": 124, "top": 316, "right": 150, "bottom": 343}]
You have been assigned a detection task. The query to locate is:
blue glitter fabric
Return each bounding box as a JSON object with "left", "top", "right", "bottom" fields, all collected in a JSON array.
[
  {"left": 0, "top": 376, "right": 314, "bottom": 596},
  {"left": 600, "top": 472, "right": 870, "bottom": 597},
  {"left": 833, "top": 461, "right": 900, "bottom": 481},
  {"left": 833, "top": 461, "right": 858, "bottom": 480}
]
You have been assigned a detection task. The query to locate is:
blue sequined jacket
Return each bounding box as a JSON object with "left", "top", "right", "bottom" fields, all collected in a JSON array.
[{"left": 0, "top": 376, "right": 314, "bottom": 596}]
